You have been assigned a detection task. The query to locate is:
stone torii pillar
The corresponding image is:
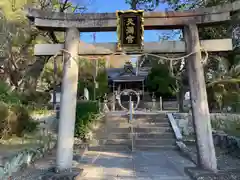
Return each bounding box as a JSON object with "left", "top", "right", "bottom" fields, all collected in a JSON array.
[
  {"left": 184, "top": 24, "right": 217, "bottom": 172},
  {"left": 56, "top": 27, "right": 79, "bottom": 171}
]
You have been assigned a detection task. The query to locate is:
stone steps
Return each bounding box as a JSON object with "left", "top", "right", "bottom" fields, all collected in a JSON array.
[
  {"left": 88, "top": 144, "right": 178, "bottom": 152},
  {"left": 134, "top": 127, "right": 173, "bottom": 133},
  {"left": 107, "top": 132, "right": 175, "bottom": 139},
  {"left": 135, "top": 132, "right": 175, "bottom": 139},
  {"left": 88, "top": 144, "right": 131, "bottom": 152},
  {"left": 78, "top": 176, "right": 190, "bottom": 180},
  {"left": 90, "top": 138, "right": 175, "bottom": 146},
  {"left": 105, "top": 127, "right": 173, "bottom": 134},
  {"left": 108, "top": 127, "right": 130, "bottom": 133},
  {"left": 134, "top": 144, "right": 177, "bottom": 151},
  {"left": 133, "top": 117, "right": 169, "bottom": 123},
  {"left": 107, "top": 121, "right": 171, "bottom": 127},
  {"left": 91, "top": 139, "right": 130, "bottom": 146},
  {"left": 133, "top": 122, "right": 171, "bottom": 128},
  {"left": 89, "top": 113, "right": 177, "bottom": 152},
  {"left": 107, "top": 133, "right": 130, "bottom": 139},
  {"left": 135, "top": 138, "right": 175, "bottom": 146},
  {"left": 134, "top": 113, "right": 167, "bottom": 118}
]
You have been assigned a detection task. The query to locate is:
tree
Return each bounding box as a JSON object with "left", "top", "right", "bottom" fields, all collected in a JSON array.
[
  {"left": 0, "top": 0, "right": 90, "bottom": 91},
  {"left": 146, "top": 62, "right": 177, "bottom": 98},
  {"left": 125, "top": 0, "right": 160, "bottom": 10}
]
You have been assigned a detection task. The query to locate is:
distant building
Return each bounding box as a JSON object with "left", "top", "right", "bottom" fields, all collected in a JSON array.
[{"left": 107, "top": 61, "right": 149, "bottom": 98}]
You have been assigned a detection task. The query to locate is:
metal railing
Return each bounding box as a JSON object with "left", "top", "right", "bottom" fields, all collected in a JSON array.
[{"left": 128, "top": 99, "right": 135, "bottom": 152}]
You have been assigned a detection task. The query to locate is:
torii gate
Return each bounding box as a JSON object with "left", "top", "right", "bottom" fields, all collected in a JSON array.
[{"left": 25, "top": 2, "right": 239, "bottom": 174}]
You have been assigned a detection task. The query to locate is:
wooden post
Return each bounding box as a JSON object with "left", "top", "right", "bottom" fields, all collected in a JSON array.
[
  {"left": 56, "top": 27, "right": 79, "bottom": 171},
  {"left": 184, "top": 24, "right": 217, "bottom": 172}
]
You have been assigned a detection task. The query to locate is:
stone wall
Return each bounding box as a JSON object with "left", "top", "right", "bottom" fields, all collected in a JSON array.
[{"left": 173, "top": 113, "right": 240, "bottom": 136}]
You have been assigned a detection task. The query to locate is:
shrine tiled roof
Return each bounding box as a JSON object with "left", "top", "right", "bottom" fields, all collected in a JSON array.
[{"left": 111, "top": 75, "right": 145, "bottom": 82}]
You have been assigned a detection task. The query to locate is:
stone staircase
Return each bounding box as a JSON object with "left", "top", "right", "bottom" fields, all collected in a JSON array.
[
  {"left": 88, "top": 113, "right": 176, "bottom": 151},
  {"left": 133, "top": 113, "right": 176, "bottom": 150}
]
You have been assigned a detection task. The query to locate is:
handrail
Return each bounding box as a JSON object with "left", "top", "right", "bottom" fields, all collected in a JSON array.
[
  {"left": 167, "top": 113, "right": 183, "bottom": 141},
  {"left": 129, "top": 100, "right": 135, "bottom": 152}
]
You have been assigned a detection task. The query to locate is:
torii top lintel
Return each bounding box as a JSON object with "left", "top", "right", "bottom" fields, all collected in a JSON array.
[{"left": 26, "top": 1, "right": 240, "bottom": 32}]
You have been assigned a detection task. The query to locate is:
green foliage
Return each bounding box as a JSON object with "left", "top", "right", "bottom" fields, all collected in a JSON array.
[
  {"left": 9, "top": 104, "right": 38, "bottom": 136},
  {"left": 74, "top": 101, "right": 99, "bottom": 141},
  {"left": 21, "top": 90, "right": 51, "bottom": 106},
  {"left": 207, "top": 82, "right": 240, "bottom": 112},
  {"left": 0, "top": 0, "right": 87, "bottom": 90},
  {"left": 0, "top": 102, "right": 9, "bottom": 137},
  {"left": 0, "top": 81, "right": 21, "bottom": 104},
  {"left": 77, "top": 80, "right": 94, "bottom": 100},
  {"left": 146, "top": 63, "right": 177, "bottom": 97},
  {"left": 96, "top": 70, "right": 109, "bottom": 99},
  {"left": 40, "top": 57, "right": 63, "bottom": 90},
  {"left": 211, "top": 117, "right": 240, "bottom": 137},
  {"left": 0, "top": 81, "right": 41, "bottom": 139},
  {"left": 0, "top": 103, "right": 38, "bottom": 139},
  {"left": 77, "top": 58, "right": 109, "bottom": 100},
  {"left": 125, "top": 0, "right": 160, "bottom": 10}
]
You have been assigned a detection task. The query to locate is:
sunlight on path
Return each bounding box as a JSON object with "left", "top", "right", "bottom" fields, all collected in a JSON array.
[{"left": 77, "top": 150, "right": 195, "bottom": 180}]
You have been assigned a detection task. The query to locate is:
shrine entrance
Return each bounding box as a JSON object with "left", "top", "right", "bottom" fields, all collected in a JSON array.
[
  {"left": 109, "top": 60, "right": 145, "bottom": 110},
  {"left": 26, "top": 2, "right": 238, "bottom": 173}
]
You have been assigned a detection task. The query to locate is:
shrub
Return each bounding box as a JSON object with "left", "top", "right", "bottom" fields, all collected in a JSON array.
[
  {"left": 0, "top": 81, "right": 46, "bottom": 139},
  {"left": 0, "top": 102, "right": 10, "bottom": 138},
  {"left": 9, "top": 105, "right": 31, "bottom": 136},
  {"left": 0, "top": 104, "right": 38, "bottom": 139},
  {"left": 0, "top": 81, "right": 22, "bottom": 104},
  {"left": 146, "top": 63, "right": 177, "bottom": 98},
  {"left": 21, "top": 90, "right": 51, "bottom": 105},
  {"left": 74, "top": 101, "right": 99, "bottom": 141}
]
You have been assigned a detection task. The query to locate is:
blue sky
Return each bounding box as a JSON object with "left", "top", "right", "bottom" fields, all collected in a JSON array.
[{"left": 72, "top": 0, "right": 179, "bottom": 43}]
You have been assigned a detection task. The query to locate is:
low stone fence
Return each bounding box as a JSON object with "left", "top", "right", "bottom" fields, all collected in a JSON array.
[
  {"left": 0, "top": 134, "right": 56, "bottom": 179},
  {"left": 172, "top": 112, "right": 240, "bottom": 158},
  {"left": 173, "top": 113, "right": 240, "bottom": 136},
  {"left": 212, "top": 131, "right": 240, "bottom": 157}
]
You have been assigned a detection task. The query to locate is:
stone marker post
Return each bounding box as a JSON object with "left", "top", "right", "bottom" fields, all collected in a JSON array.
[
  {"left": 84, "top": 87, "right": 89, "bottom": 100},
  {"left": 56, "top": 27, "right": 79, "bottom": 171},
  {"left": 112, "top": 91, "right": 116, "bottom": 111},
  {"left": 152, "top": 92, "right": 157, "bottom": 111},
  {"left": 159, "top": 96, "right": 163, "bottom": 111},
  {"left": 184, "top": 24, "right": 217, "bottom": 172}
]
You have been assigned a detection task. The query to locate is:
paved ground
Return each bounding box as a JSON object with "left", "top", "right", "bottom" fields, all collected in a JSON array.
[
  {"left": 77, "top": 150, "right": 195, "bottom": 180},
  {"left": 11, "top": 149, "right": 195, "bottom": 180}
]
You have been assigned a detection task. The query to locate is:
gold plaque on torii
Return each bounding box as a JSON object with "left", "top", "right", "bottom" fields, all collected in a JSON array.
[{"left": 116, "top": 10, "right": 144, "bottom": 53}]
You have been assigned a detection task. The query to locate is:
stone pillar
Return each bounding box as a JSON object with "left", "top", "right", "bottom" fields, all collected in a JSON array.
[
  {"left": 56, "top": 27, "right": 79, "bottom": 171},
  {"left": 84, "top": 87, "right": 89, "bottom": 100},
  {"left": 159, "top": 96, "right": 163, "bottom": 111},
  {"left": 105, "top": 55, "right": 110, "bottom": 68},
  {"left": 112, "top": 91, "right": 116, "bottom": 111},
  {"left": 184, "top": 24, "right": 217, "bottom": 171},
  {"left": 152, "top": 93, "right": 157, "bottom": 111}
]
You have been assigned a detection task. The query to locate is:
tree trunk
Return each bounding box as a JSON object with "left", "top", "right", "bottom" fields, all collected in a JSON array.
[
  {"left": 23, "top": 56, "right": 50, "bottom": 91},
  {"left": 131, "top": 0, "right": 137, "bottom": 9}
]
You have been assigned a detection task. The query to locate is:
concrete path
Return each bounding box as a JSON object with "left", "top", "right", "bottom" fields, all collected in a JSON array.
[{"left": 77, "top": 150, "right": 195, "bottom": 180}]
